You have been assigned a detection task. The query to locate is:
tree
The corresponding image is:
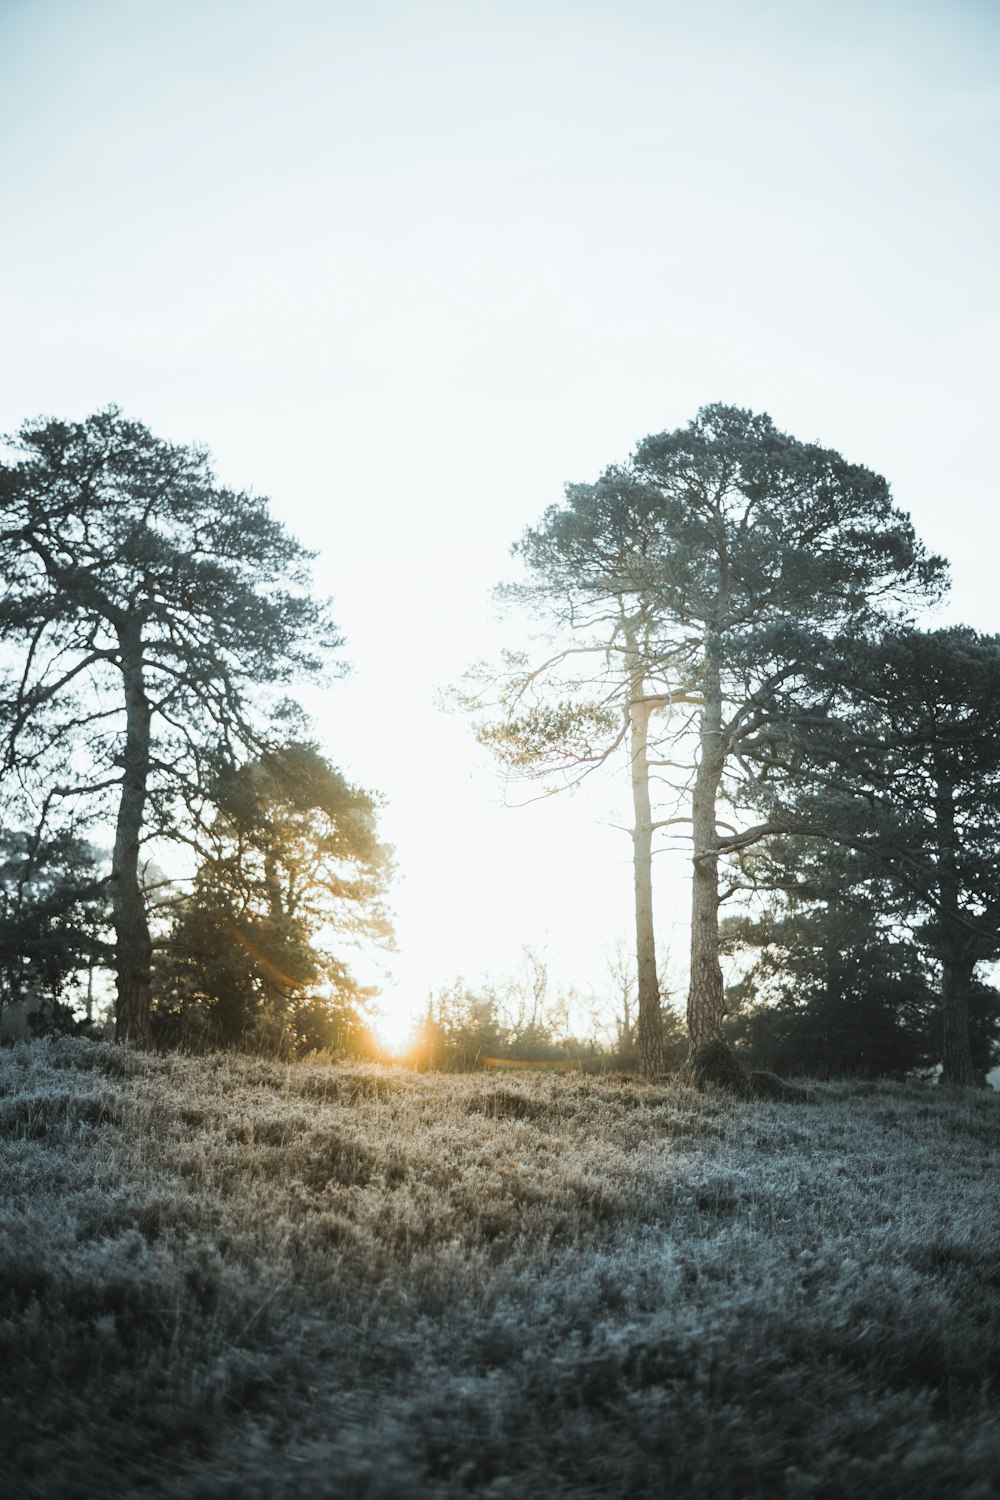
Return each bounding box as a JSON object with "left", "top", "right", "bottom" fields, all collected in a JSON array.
[
  {"left": 599, "top": 935, "right": 687, "bottom": 1073},
  {"left": 789, "top": 627, "right": 1000, "bottom": 1085},
  {"left": 0, "top": 409, "right": 341, "bottom": 1044},
  {"left": 467, "top": 491, "right": 703, "bottom": 1077},
  {"left": 482, "top": 405, "right": 943, "bottom": 1074},
  {"left": 155, "top": 742, "right": 393, "bottom": 1053}
]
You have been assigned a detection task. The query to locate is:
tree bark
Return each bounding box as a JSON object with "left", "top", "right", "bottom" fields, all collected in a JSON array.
[
  {"left": 112, "top": 621, "right": 152, "bottom": 1045},
  {"left": 940, "top": 947, "right": 978, "bottom": 1087},
  {"left": 626, "top": 632, "right": 663, "bottom": 1078},
  {"left": 933, "top": 757, "right": 980, "bottom": 1086},
  {"left": 687, "top": 646, "right": 727, "bottom": 1052}
]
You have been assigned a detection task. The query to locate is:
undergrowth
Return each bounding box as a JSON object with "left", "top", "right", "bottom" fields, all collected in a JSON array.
[{"left": 1, "top": 1038, "right": 998, "bottom": 1498}]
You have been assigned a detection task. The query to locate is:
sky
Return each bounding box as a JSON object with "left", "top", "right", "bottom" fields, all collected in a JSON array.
[{"left": 1, "top": 0, "right": 998, "bottom": 1044}]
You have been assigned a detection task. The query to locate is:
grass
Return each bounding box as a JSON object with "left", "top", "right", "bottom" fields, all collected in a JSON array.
[{"left": 1, "top": 1038, "right": 999, "bottom": 1498}]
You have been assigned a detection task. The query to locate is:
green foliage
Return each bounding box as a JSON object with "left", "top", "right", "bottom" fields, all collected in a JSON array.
[
  {"left": 742, "top": 626, "right": 1000, "bottom": 1082},
  {"left": 154, "top": 743, "right": 393, "bottom": 1054},
  {"left": 729, "top": 978, "right": 1000, "bottom": 1082},
  {"left": 754, "top": 626, "right": 1000, "bottom": 912},
  {"left": 855, "top": 629, "right": 1000, "bottom": 949},
  {"left": 475, "top": 700, "right": 620, "bottom": 772}
]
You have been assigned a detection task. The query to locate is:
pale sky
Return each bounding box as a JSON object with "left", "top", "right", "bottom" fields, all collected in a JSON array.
[{"left": 1, "top": 0, "right": 998, "bottom": 1043}]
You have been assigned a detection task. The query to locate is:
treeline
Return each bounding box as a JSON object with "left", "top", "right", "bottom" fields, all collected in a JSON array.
[
  {"left": 402, "top": 933, "right": 997, "bottom": 1081},
  {"left": 1, "top": 404, "right": 998, "bottom": 1085}
]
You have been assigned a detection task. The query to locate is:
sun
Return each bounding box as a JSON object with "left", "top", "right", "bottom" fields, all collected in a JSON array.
[{"left": 371, "top": 986, "right": 420, "bottom": 1055}]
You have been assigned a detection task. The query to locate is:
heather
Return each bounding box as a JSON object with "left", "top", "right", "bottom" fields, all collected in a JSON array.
[{"left": 1, "top": 1038, "right": 998, "bottom": 1498}]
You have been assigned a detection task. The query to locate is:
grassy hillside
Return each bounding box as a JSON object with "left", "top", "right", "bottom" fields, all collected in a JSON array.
[{"left": 1, "top": 1039, "right": 998, "bottom": 1499}]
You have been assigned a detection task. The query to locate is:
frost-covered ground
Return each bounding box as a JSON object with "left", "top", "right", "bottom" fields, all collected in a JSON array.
[{"left": 1, "top": 1039, "right": 998, "bottom": 1499}]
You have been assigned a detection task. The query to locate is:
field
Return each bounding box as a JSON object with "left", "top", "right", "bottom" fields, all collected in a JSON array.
[{"left": 1, "top": 1039, "right": 999, "bottom": 1499}]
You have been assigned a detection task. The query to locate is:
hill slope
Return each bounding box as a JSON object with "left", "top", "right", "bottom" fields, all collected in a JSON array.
[{"left": 1, "top": 1039, "right": 999, "bottom": 1498}]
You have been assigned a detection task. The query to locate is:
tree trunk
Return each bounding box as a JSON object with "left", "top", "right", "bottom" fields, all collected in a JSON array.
[
  {"left": 626, "top": 636, "right": 662, "bottom": 1078},
  {"left": 112, "top": 621, "right": 152, "bottom": 1045},
  {"left": 940, "top": 947, "right": 979, "bottom": 1087},
  {"left": 687, "top": 648, "right": 726, "bottom": 1052},
  {"left": 933, "top": 757, "right": 980, "bottom": 1086}
]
